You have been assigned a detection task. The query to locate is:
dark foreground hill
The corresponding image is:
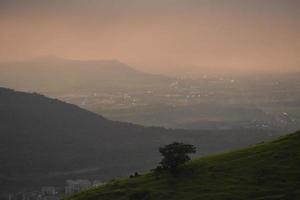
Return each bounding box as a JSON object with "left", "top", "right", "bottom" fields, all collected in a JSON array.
[
  {"left": 0, "top": 88, "right": 282, "bottom": 195},
  {"left": 67, "top": 131, "right": 300, "bottom": 200}
]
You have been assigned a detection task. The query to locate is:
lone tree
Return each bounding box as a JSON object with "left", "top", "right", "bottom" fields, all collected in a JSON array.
[{"left": 158, "top": 142, "right": 196, "bottom": 174}]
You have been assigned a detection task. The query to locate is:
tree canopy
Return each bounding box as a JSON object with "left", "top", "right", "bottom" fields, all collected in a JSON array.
[{"left": 158, "top": 142, "right": 196, "bottom": 173}]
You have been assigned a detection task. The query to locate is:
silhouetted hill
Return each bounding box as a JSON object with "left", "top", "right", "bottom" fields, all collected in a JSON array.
[
  {"left": 67, "top": 131, "right": 300, "bottom": 200},
  {"left": 0, "top": 57, "right": 170, "bottom": 94},
  {"left": 0, "top": 88, "right": 282, "bottom": 195}
]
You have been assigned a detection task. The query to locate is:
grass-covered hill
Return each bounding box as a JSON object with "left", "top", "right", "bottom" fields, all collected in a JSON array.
[{"left": 67, "top": 131, "right": 300, "bottom": 200}]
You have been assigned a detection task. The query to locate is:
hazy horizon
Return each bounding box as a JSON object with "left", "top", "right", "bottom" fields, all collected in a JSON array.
[
  {"left": 1, "top": 1, "right": 300, "bottom": 197},
  {"left": 0, "top": 0, "right": 299, "bottom": 75}
]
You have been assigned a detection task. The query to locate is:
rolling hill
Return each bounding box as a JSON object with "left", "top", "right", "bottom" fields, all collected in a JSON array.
[
  {"left": 0, "top": 87, "right": 281, "bottom": 195},
  {"left": 66, "top": 131, "right": 300, "bottom": 200}
]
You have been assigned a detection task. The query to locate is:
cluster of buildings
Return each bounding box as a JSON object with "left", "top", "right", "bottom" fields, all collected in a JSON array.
[
  {"left": 64, "top": 179, "right": 103, "bottom": 195},
  {"left": 7, "top": 180, "right": 104, "bottom": 200}
]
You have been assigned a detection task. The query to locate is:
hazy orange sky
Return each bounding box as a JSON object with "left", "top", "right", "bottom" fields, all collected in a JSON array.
[{"left": 0, "top": 0, "right": 299, "bottom": 74}]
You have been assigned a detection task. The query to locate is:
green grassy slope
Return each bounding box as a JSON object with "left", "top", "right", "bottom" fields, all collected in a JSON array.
[{"left": 66, "top": 131, "right": 300, "bottom": 200}]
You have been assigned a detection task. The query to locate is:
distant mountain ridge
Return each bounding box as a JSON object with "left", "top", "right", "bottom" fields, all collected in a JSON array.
[
  {"left": 0, "top": 87, "right": 281, "bottom": 195},
  {"left": 0, "top": 57, "right": 170, "bottom": 95}
]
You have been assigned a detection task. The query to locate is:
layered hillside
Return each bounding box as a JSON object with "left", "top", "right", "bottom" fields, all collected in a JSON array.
[
  {"left": 0, "top": 87, "right": 280, "bottom": 195},
  {"left": 67, "top": 131, "right": 300, "bottom": 200}
]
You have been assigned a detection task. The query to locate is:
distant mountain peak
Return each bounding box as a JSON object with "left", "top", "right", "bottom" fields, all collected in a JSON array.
[
  {"left": 33, "top": 55, "right": 67, "bottom": 62},
  {"left": 30, "top": 56, "right": 137, "bottom": 71}
]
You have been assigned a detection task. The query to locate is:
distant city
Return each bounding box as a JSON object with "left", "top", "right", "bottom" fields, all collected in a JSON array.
[{"left": 57, "top": 74, "right": 300, "bottom": 131}]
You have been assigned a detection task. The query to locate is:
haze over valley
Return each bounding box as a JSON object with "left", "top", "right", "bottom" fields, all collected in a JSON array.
[
  {"left": 0, "top": 57, "right": 299, "bottom": 131},
  {"left": 0, "top": 0, "right": 299, "bottom": 199}
]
